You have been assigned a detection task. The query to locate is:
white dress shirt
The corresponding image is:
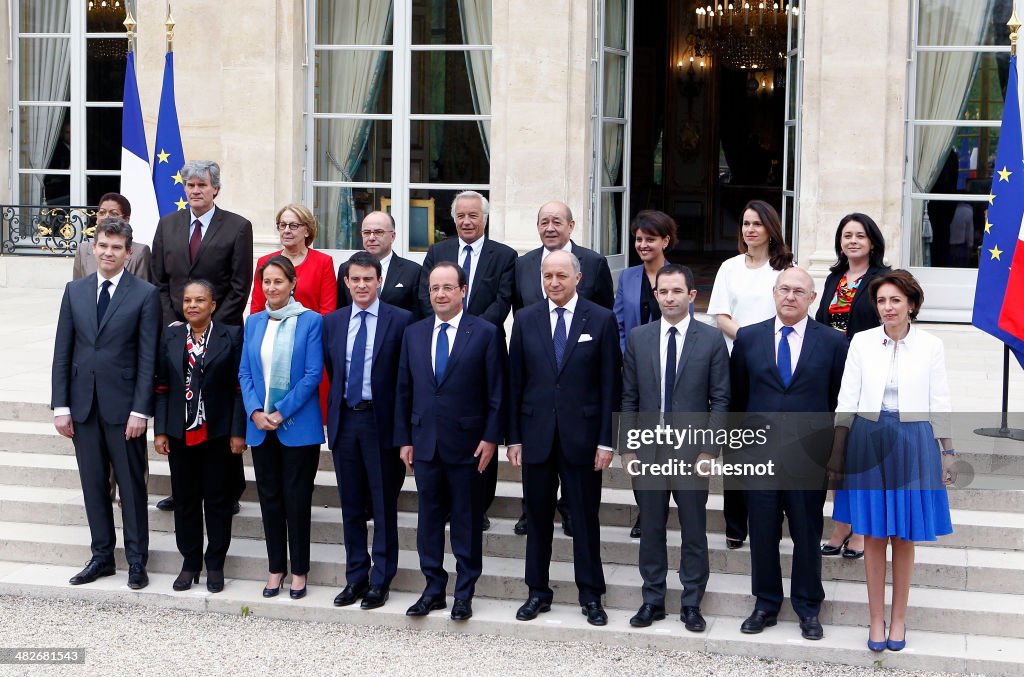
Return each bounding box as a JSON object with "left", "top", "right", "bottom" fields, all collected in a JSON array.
[
  {"left": 659, "top": 314, "right": 691, "bottom": 412},
  {"left": 458, "top": 237, "right": 485, "bottom": 299},
  {"left": 188, "top": 205, "right": 217, "bottom": 242},
  {"left": 547, "top": 293, "right": 579, "bottom": 335},
  {"left": 774, "top": 315, "right": 808, "bottom": 376},
  {"left": 431, "top": 310, "right": 463, "bottom": 373},
  {"left": 346, "top": 299, "right": 379, "bottom": 402}
]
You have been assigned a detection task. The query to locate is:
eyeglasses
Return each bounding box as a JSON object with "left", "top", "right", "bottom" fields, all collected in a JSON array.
[
  {"left": 428, "top": 284, "right": 460, "bottom": 295},
  {"left": 774, "top": 286, "right": 810, "bottom": 298},
  {"left": 276, "top": 222, "right": 305, "bottom": 232},
  {"left": 361, "top": 229, "right": 392, "bottom": 238}
]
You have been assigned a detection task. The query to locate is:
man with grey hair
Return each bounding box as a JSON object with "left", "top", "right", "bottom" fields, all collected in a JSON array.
[{"left": 151, "top": 160, "right": 254, "bottom": 327}]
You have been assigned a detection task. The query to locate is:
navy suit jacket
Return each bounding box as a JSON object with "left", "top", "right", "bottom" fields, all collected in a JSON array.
[
  {"left": 394, "top": 313, "right": 505, "bottom": 464},
  {"left": 322, "top": 301, "right": 413, "bottom": 450},
  {"left": 512, "top": 241, "right": 614, "bottom": 312},
  {"left": 337, "top": 254, "right": 422, "bottom": 317},
  {"left": 417, "top": 237, "right": 517, "bottom": 334},
  {"left": 508, "top": 297, "right": 622, "bottom": 466},
  {"left": 51, "top": 271, "right": 161, "bottom": 424}
]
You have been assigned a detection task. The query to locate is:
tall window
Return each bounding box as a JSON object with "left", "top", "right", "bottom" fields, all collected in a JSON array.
[
  {"left": 781, "top": 0, "right": 803, "bottom": 249},
  {"left": 12, "top": 0, "right": 132, "bottom": 207},
  {"left": 309, "top": 0, "right": 492, "bottom": 253},
  {"left": 905, "top": 0, "right": 1013, "bottom": 270}
]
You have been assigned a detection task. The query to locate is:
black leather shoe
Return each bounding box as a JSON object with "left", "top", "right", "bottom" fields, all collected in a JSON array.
[
  {"left": 69, "top": 558, "right": 115, "bottom": 585},
  {"left": 231, "top": 501, "right": 241, "bottom": 516},
  {"left": 841, "top": 543, "right": 865, "bottom": 560},
  {"left": 451, "top": 598, "right": 473, "bottom": 621},
  {"left": 516, "top": 596, "right": 551, "bottom": 621},
  {"left": 681, "top": 606, "right": 706, "bottom": 632},
  {"left": 799, "top": 615, "right": 824, "bottom": 640},
  {"left": 206, "top": 570, "right": 224, "bottom": 593},
  {"left": 726, "top": 537, "right": 744, "bottom": 549},
  {"left": 514, "top": 514, "right": 528, "bottom": 535},
  {"left": 629, "top": 518, "right": 641, "bottom": 539},
  {"left": 172, "top": 569, "right": 199, "bottom": 591},
  {"left": 740, "top": 609, "right": 778, "bottom": 634},
  {"left": 406, "top": 594, "right": 446, "bottom": 616},
  {"left": 629, "top": 603, "right": 666, "bottom": 627},
  {"left": 821, "top": 535, "right": 850, "bottom": 557},
  {"left": 263, "top": 581, "right": 283, "bottom": 598},
  {"left": 582, "top": 601, "right": 608, "bottom": 626},
  {"left": 289, "top": 585, "right": 307, "bottom": 600},
  {"left": 127, "top": 563, "right": 148, "bottom": 590},
  {"left": 156, "top": 496, "right": 175, "bottom": 511},
  {"left": 360, "top": 585, "right": 389, "bottom": 610},
  {"left": 334, "top": 580, "right": 370, "bottom": 607},
  {"left": 481, "top": 514, "right": 491, "bottom": 531},
  {"left": 562, "top": 514, "right": 575, "bottom": 538}
]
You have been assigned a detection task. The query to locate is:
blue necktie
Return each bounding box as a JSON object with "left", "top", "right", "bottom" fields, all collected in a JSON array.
[
  {"left": 778, "top": 325, "right": 794, "bottom": 388},
  {"left": 346, "top": 310, "right": 368, "bottom": 408},
  {"left": 462, "top": 245, "right": 473, "bottom": 302},
  {"left": 435, "top": 322, "right": 450, "bottom": 382},
  {"left": 97, "top": 280, "right": 112, "bottom": 324},
  {"left": 664, "top": 326, "right": 678, "bottom": 412},
  {"left": 553, "top": 307, "right": 567, "bottom": 367}
]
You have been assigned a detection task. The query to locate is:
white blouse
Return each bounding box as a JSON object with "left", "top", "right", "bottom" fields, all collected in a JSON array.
[
  {"left": 260, "top": 319, "right": 281, "bottom": 408},
  {"left": 707, "top": 253, "right": 780, "bottom": 352}
]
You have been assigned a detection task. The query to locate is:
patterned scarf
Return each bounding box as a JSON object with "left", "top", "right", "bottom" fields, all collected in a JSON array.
[{"left": 184, "top": 323, "right": 212, "bottom": 446}]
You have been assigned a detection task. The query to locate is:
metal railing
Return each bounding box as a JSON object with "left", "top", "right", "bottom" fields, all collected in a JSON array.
[{"left": 0, "top": 205, "right": 98, "bottom": 256}]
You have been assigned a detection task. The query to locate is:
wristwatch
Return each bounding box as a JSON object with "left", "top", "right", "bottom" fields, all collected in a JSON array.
[{"left": 941, "top": 448, "right": 957, "bottom": 456}]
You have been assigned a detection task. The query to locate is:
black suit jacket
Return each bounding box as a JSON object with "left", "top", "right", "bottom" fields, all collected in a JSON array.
[
  {"left": 153, "top": 323, "right": 247, "bottom": 440},
  {"left": 513, "top": 241, "right": 614, "bottom": 312},
  {"left": 51, "top": 271, "right": 162, "bottom": 424},
  {"left": 323, "top": 301, "right": 413, "bottom": 450},
  {"left": 417, "top": 237, "right": 517, "bottom": 334},
  {"left": 151, "top": 206, "right": 254, "bottom": 327},
  {"left": 814, "top": 265, "right": 890, "bottom": 340},
  {"left": 337, "top": 254, "right": 422, "bottom": 317},
  {"left": 508, "top": 297, "right": 622, "bottom": 466}
]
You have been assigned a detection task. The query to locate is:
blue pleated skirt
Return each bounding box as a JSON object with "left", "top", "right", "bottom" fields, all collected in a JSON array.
[{"left": 832, "top": 411, "right": 952, "bottom": 542}]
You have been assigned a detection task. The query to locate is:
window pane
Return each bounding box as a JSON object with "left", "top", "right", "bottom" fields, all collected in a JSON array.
[
  {"left": 600, "top": 190, "right": 624, "bottom": 256},
  {"left": 87, "top": 39, "right": 127, "bottom": 102},
  {"left": 785, "top": 125, "right": 796, "bottom": 191},
  {"left": 19, "top": 106, "right": 70, "bottom": 196},
  {"left": 317, "top": 0, "right": 393, "bottom": 45},
  {"left": 912, "top": 125, "right": 998, "bottom": 194},
  {"left": 412, "top": 0, "right": 492, "bottom": 46},
  {"left": 601, "top": 123, "right": 624, "bottom": 187},
  {"left": 917, "top": 0, "right": 1011, "bottom": 47},
  {"left": 314, "top": 119, "right": 392, "bottom": 183},
  {"left": 86, "top": 107, "right": 122, "bottom": 170},
  {"left": 787, "top": 54, "right": 799, "bottom": 115},
  {"left": 313, "top": 185, "right": 392, "bottom": 250},
  {"left": 910, "top": 198, "right": 984, "bottom": 268},
  {"left": 916, "top": 52, "right": 1006, "bottom": 121},
  {"left": 604, "top": 0, "right": 626, "bottom": 49},
  {"left": 85, "top": 174, "right": 121, "bottom": 206},
  {"left": 20, "top": 1, "right": 70, "bottom": 34},
  {"left": 411, "top": 50, "right": 491, "bottom": 115},
  {"left": 603, "top": 52, "right": 625, "bottom": 118},
  {"left": 409, "top": 187, "right": 490, "bottom": 249},
  {"left": 315, "top": 51, "right": 392, "bottom": 114},
  {"left": 85, "top": 1, "right": 129, "bottom": 33},
  {"left": 409, "top": 120, "right": 490, "bottom": 184},
  {"left": 19, "top": 38, "right": 71, "bottom": 101}
]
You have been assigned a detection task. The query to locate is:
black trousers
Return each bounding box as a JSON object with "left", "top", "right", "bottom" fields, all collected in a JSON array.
[
  {"left": 167, "top": 435, "right": 239, "bottom": 572},
  {"left": 637, "top": 485, "right": 709, "bottom": 608},
  {"left": 251, "top": 431, "right": 320, "bottom": 575},
  {"left": 723, "top": 488, "right": 748, "bottom": 541},
  {"left": 73, "top": 397, "right": 148, "bottom": 567}
]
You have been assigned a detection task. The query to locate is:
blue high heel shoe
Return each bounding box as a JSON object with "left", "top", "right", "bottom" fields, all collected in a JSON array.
[
  {"left": 886, "top": 627, "right": 906, "bottom": 652},
  {"left": 867, "top": 622, "right": 887, "bottom": 652}
]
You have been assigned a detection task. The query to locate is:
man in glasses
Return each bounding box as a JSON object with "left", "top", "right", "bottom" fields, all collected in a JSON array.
[{"left": 337, "top": 211, "right": 423, "bottom": 317}]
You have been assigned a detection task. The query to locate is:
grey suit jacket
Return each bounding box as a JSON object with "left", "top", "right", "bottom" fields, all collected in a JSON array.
[
  {"left": 73, "top": 241, "right": 153, "bottom": 283},
  {"left": 51, "top": 270, "right": 162, "bottom": 424}
]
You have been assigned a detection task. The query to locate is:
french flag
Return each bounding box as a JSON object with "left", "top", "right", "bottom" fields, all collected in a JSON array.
[
  {"left": 119, "top": 50, "right": 160, "bottom": 247},
  {"left": 999, "top": 223, "right": 1024, "bottom": 341}
]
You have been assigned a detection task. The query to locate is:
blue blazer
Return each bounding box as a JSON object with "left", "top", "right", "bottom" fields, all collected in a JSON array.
[
  {"left": 508, "top": 297, "right": 622, "bottom": 466},
  {"left": 613, "top": 265, "right": 644, "bottom": 354},
  {"left": 393, "top": 313, "right": 505, "bottom": 465},
  {"left": 239, "top": 310, "right": 326, "bottom": 447},
  {"left": 322, "top": 301, "right": 413, "bottom": 450}
]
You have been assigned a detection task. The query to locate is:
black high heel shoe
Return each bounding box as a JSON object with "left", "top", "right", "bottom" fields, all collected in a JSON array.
[
  {"left": 821, "top": 535, "right": 850, "bottom": 557},
  {"left": 263, "top": 575, "right": 285, "bottom": 598},
  {"left": 173, "top": 570, "right": 200, "bottom": 591},
  {"left": 206, "top": 570, "right": 225, "bottom": 593}
]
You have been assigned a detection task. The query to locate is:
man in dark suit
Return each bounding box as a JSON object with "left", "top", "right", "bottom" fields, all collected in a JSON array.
[
  {"left": 730, "top": 266, "right": 848, "bottom": 641},
  {"left": 395, "top": 262, "right": 504, "bottom": 622},
  {"left": 151, "top": 160, "right": 253, "bottom": 328},
  {"left": 51, "top": 218, "right": 161, "bottom": 590},
  {"left": 511, "top": 200, "right": 615, "bottom": 536},
  {"left": 620, "top": 264, "right": 730, "bottom": 632},
  {"left": 324, "top": 251, "right": 413, "bottom": 611},
  {"left": 507, "top": 250, "right": 621, "bottom": 626},
  {"left": 337, "top": 211, "right": 422, "bottom": 316}
]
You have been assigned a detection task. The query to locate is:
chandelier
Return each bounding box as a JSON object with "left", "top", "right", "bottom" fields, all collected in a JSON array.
[{"left": 692, "top": 2, "right": 792, "bottom": 71}]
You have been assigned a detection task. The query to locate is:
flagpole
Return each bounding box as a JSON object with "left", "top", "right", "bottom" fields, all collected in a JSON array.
[
  {"left": 123, "top": 6, "right": 136, "bottom": 53},
  {"left": 974, "top": 9, "right": 1024, "bottom": 443},
  {"left": 166, "top": 2, "right": 175, "bottom": 53}
]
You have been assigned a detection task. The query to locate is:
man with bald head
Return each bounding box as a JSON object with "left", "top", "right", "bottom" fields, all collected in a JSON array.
[
  {"left": 730, "top": 266, "right": 848, "bottom": 641},
  {"left": 338, "top": 211, "right": 422, "bottom": 317},
  {"left": 507, "top": 250, "right": 621, "bottom": 626}
]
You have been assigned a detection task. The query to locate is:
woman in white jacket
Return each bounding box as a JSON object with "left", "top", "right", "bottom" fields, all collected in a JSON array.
[{"left": 829, "top": 269, "right": 956, "bottom": 653}]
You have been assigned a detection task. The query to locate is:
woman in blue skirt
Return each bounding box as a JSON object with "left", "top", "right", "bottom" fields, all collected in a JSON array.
[{"left": 829, "top": 269, "right": 956, "bottom": 652}]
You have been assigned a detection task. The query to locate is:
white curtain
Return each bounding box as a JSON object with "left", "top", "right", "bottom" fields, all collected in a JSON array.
[
  {"left": 457, "top": 0, "right": 492, "bottom": 159},
  {"left": 599, "top": 0, "right": 625, "bottom": 254},
  {"left": 911, "top": 0, "right": 991, "bottom": 264},
  {"left": 319, "top": 0, "right": 393, "bottom": 248},
  {"left": 22, "top": 3, "right": 71, "bottom": 205}
]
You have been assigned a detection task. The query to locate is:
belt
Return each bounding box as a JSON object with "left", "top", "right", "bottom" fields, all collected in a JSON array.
[{"left": 350, "top": 400, "right": 373, "bottom": 411}]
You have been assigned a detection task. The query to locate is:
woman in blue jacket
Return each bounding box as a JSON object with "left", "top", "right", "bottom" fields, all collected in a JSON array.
[{"left": 239, "top": 255, "right": 325, "bottom": 600}]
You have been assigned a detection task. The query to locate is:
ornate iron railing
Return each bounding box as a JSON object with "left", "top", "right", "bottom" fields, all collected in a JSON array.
[{"left": 0, "top": 205, "right": 98, "bottom": 256}]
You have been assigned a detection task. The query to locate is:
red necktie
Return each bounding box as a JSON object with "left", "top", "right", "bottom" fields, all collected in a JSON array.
[{"left": 189, "top": 220, "right": 202, "bottom": 263}]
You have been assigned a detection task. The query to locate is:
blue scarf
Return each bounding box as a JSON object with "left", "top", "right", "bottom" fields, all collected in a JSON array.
[{"left": 264, "top": 297, "right": 308, "bottom": 413}]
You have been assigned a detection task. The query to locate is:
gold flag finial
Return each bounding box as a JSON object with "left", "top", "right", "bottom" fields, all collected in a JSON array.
[
  {"left": 1009, "top": 8, "right": 1021, "bottom": 57},
  {"left": 166, "top": 2, "right": 176, "bottom": 53},
  {"left": 123, "top": 6, "right": 137, "bottom": 53}
]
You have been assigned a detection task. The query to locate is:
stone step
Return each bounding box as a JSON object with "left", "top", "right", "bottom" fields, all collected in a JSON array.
[
  {"left": 0, "top": 520, "right": 1021, "bottom": 642},
  {"left": 0, "top": 562, "right": 1017, "bottom": 675},
  {"left": 0, "top": 449, "right": 1022, "bottom": 549},
  {"left": 0, "top": 483, "right": 1019, "bottom": 595}
]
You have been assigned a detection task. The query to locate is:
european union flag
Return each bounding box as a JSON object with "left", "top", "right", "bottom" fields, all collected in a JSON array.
[
  {"left": 972, "top": 54, "right": 1024, "bottom": 368},
  {"left": 153, "top": 51, "right": 186, "bottom": 216}
]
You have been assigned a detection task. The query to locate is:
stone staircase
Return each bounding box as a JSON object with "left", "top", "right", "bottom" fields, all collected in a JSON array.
[{"left": 0, "top": 401, "right": 1022, "bottom": 674}]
